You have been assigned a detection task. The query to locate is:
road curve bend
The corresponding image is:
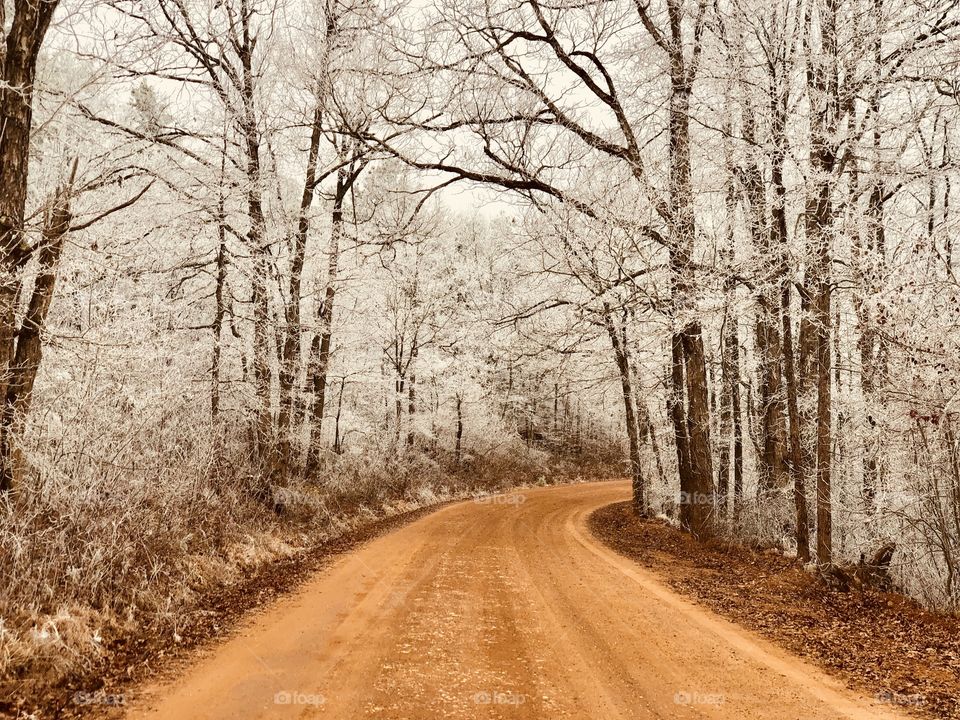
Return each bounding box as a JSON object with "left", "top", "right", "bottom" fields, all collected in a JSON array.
[{"left": 128, "top": 480, "right": 908, "bottom": 720}]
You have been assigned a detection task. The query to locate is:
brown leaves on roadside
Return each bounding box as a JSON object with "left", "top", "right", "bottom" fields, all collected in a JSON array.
[{"left": 589, "top": 502, "right": 960, "bottom": 720}]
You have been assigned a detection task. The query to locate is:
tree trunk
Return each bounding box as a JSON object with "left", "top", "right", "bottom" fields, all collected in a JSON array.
[
  {"left": 211, "top": 138, "right": 229, "bottom": 426},
  {"left": 670, "top": 334, "right": 692, "bottom": 512},
  {"left": 605, "top": 305, "right": 646, "bottom": 514},
  {"left": 211, "top": 217, "right": 227, "bottom": 423},
  {"left": 455, "top": 394, "right": 463, "bottom": 465},
  {"left": 766, "top": 69, "right": 812, "bottom": 562},
  {"left": 406, "top": 343, "right": 418, "bottom": 447},
  {"left": 732, "top": 347, "right": 744, "bottom": 511},
  {"left": 0, "top": 1, "right": 60, "bottom": 494},
  {"left": 666, "top": 6, "right": 714, "bottom": 536},
  {"left": 814, "top": 278, "right": 832, "bottom": 565},
  {"left": 739, "top": 97, "right": 788, "bottom": 495},
  {"left": 805, "top": 0, "right": 839, "bottom": 565},
  {"left": 334, "top": 378, "right": 346, "bottom": 454},
  {"left": 718, "top": 140, "right": 738, "bottom": 520},
  {"left": 278, "top": 105, "right": 323, "bottom": 454},
  {"left": 305, "top": 169, "right": 347, "bottom": 470},
  {"left": 236, "top": 9, "right": 273, "bottom": 466},
  {"left": 783, "top": 289, "right": 811, "bottom": 563},
  {"left": 858, "top": 5, "right": 886, "bottom": 508},
  {"left": 0, "top": 170, "right": 74, "bottom": 491},
  {"left": 395, "top": 375, "right": 404, "bottom": 445},
  {"left": 680, "top": 326, "right": 716, "bottom": 536},
  {"left": 756, "top": 315, "right": 788, "bottom": 493},
  {"left": 718, "top": 309, "right": 736, "bottom": 518}
]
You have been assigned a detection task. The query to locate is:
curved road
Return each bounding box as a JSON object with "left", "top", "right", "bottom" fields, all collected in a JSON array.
[{"left": 129, "top": 481, "right": 907, "bottom": 720}]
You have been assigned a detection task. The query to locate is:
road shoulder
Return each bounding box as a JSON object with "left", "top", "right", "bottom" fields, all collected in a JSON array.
[{"left": 588, "top": 501, "right": 960, "bottom": 720}]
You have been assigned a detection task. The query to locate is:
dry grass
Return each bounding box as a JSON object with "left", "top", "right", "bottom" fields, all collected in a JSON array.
[{"left": 0, "top": 416, "right": 616, "bottom": 716}]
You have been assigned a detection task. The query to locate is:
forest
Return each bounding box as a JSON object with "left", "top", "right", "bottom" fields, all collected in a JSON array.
[{"left": 3, "top": 0, "right": 960, "bottom": 717}]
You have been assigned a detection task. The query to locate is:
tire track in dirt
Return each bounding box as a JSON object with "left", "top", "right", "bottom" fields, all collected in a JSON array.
[{"left": 126, "top": 481, "right": 910, "bottom": 720}]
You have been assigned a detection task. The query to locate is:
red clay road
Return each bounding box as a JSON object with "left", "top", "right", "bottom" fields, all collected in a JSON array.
[{"left": 127, "top": 480, "right": 909, "bottom": 719}]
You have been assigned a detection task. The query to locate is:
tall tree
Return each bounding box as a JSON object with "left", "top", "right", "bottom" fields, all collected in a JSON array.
[
  {"left": 0, "top": 0, "right": 62, "bottom": 492},
  {"left": 804, "top": 0, "right": 841, "bottom": 565}
]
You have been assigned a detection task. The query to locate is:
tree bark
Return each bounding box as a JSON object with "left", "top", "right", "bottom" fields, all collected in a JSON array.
[
  {"left": 670, "top": 334, "right": 691, "bottom": 506},
  {"left": 666, "top": 0, "right": 714, "bottom": 536},
  {"left": 740, "top": 95, "right": 788, "bottom": 494},
  {"left": 334, "top": 378, "right": 346, "bottom": 454},
  {"left": 236, "top": 3, "right": 273, "bottom": 465},
  {"left": 805, "top": 0, "right": 840, "bottom": 565},
  {"left": 305, "top": 168, "right": 347, "bottom": 470},
  {"left": 211, "top": 136, "right": 229, "bottom": 426},
  {"left": 278, "top": 105, "right": 323, "bottom": 454},
  {"left": 718, "top": 308, "right": 736, "bottom": 518},
  {"left": 0, "top": 169, "right": 74, "bottom": 491},
  {"left": 455, "top": 394, "right": 464, "bottom": 466},
  {"left": 0, "top": 1, "right": 61, "bottom": 493},
  {"left": 782, "top": 283, "right": 811, "bottom": 562},
  {"left": 857, "top": 1, "right": 887, "bottom": 508},
  {"left": 765, "top": 62, "right": 813, "bottom": 562},
  {"left": 604, "top": 305, "right": 645, "bottom": 514},
  {"left": 406, "top": 342, "right": 418, "bottom": 447},
  {"left": 813, "top": 277, "right": 833, "bottom": 565}
]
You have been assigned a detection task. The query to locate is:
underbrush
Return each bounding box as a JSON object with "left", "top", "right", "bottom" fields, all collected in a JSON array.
[{"left": 0, "top": 422, "right": 616, "bottom": 715}]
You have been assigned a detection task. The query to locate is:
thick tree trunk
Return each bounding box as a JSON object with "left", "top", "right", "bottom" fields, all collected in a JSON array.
[
  {"left": 0, "top": 1, "right": 60, "bottom": 494},
  {"left": 680, "top": 326, "right": 715, "bottom": 536},
  {"left": 666, "top": 11, "right": 714, "bottom": 536},
  {"left": 756, "top": 316, "right": 788, "bottom": 492}
]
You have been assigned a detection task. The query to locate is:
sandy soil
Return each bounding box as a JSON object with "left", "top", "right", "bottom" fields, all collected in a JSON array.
[
  {"left": 124, "top": 480, "right": 910, "bottom": 719},
  {"left": 590, "top": 501, "right": 959, "bottom": 719}
]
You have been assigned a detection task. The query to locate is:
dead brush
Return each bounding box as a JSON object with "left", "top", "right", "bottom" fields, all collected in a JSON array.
[{"left": 1, "top": 411, "right": 615, "bottom": 709}]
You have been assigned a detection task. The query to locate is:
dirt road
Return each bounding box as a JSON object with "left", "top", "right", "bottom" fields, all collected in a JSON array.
[{"left": 128, "top": 481, "right": 909, "bottom": 719}]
